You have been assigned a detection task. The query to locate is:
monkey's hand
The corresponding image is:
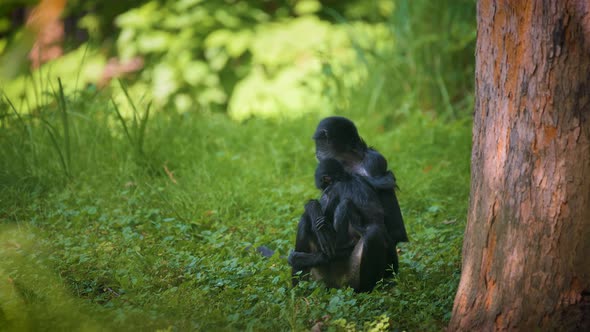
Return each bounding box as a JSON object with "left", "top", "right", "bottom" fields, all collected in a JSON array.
[
  {"left": 313, "top": 219, "right": 337, "bottom": 258},
  {"left": 288, "top": 251, "right": 330, "bottom": 270},
  {"left": 314, "top": 215, "right": 327, "bottom": 231},
  {"left": 304, "top": 199, "right": 336, "bottom": 258}
]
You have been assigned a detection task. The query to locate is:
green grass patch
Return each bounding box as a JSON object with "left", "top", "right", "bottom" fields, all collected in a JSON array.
[{"left": 0, "top": 86, "right": 471, "bottom": 330}]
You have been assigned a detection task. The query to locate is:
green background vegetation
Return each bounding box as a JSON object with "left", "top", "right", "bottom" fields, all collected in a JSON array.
[{"left": 1, "top": 0, "right": 475, "bottom": 330}]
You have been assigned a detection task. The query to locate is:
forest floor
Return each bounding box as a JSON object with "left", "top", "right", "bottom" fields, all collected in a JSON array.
[{"left": 1, "top": 95, "right": 471, "bottom": 330}]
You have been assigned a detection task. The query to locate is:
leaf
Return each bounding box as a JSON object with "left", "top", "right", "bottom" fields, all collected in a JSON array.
[
  {"left": 205, "top": 29, "right": 233, "bottom": 49},
  {"left": 152, "top": 63, "right": 178, "bottom": 101},
  {"left": 427, "top": 205, "right": 442, "bottom": 213},
  {"left": 115, "top": 2, "right": 160, "bottom": 29},
  {"left": 137, "top": 31, "right": 170, "bottom": 53},
  {"left": 183, "top": 61, "right": 208, "bottom": 85},
  {"left": 295, "top": 0, "right": 322, "bottom": 15},
  {"left": 227, "top": 30, "right": 252, "bottom": 57}
]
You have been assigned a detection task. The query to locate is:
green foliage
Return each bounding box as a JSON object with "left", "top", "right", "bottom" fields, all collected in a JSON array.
[
  {"left": 1, "top": 0, "right": 475, "bottom": 120},
  {"left": 111, "top": 0, "right": 476, "bottom": 120},
  {"left": 228, "top": 18, "right": 391, "bottom": 121},
  {"left": 113, "top": 0, "right": 392, "bottom": 120},
  {"left": 110, "top": 80, "right": 152, "bottom": 161},
  {"left": 1, "top": 46, "right": 106, "bottom": 112},
  {"left": 389, "top": 0, "right": 476, "bottom": 118}
]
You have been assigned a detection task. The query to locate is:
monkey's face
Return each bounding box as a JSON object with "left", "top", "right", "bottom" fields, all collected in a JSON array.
[
  {"left": 313, "top": 117, "right": 361, "bottom": 161},
  {"left": 320, "top": 175, "right": 333, "bottom": 189},
  {"left": 315, "top": 171, "right": 332, "bottom": 190}
]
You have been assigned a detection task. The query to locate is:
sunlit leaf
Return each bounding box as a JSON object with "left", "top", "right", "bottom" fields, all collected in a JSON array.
[
  {"left": 115, "top": 1, "right": 160, "bottom": 29},
  {"left": 294, "top": 0, "right": 322, "bottom": 15},
  {"left": 137, "top": 31, "right": 170, "bottom": 53},
  {"left": 183, "top": 61, "right": 208, "bottom": 86},
  {"left": 152, "top": 63, "right": 178, "bottom": 102}
]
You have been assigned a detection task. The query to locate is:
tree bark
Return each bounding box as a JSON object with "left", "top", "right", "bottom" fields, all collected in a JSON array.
[{"left": 449, "top": 1, "right": 590, "bottom": 331}]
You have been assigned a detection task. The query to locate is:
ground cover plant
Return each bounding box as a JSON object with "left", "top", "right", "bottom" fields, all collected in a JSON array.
[
  {"left": 0, "top": 90, "right": 471, "bottom": 330},
  {"left": 1, "top": 1, "right": 475, "bottom": 330}
]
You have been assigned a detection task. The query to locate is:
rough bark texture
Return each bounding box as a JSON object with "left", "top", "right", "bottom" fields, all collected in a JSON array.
[{"left": 449, "top": 0, "right": 590, "bottom": 331}]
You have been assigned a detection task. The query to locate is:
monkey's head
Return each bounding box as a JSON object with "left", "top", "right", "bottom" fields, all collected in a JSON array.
[
  {"left": 315, "top": 158, "right": 350, "bottom": 190},
  {"left": 313, "top": 116, "right": 367, "bottom": 162}
]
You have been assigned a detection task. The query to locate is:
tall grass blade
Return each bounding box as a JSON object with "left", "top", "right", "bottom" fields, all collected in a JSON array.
[
  {"left": 3, "top": 92, "right": 27, "bottom": 131},
  {"left": 367, "top": 76, "right": 385, "bottom": 114},
  {"left": 3, "top": 92, "right": 36, "bottom": 173},
  {"left": 137, "top": 101, "right": 152, "bottom": 156},
  {"left": 56, "top": 78, "right": 71, "bottom": 173},
  {"left": 118, "top": 79, "right": 140, "bottom": 131},
  {"left": 73, "top": 43, "right": 90, "bottom": 99},
  {"left": 435, "top": 58, "right": 456, "bottom": 119},
  {"left": 40, "top": 118, "right": 69, "bottom": 178},
  {"left": 110, "top": 98, "right": 134, "bottom": 148}
]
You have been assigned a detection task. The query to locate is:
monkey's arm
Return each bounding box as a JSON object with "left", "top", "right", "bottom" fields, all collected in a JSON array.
[
  {"left": 304, "top": 199, "right": 338, "bottom": 258},
  {"left": 288, "top": 246, "right": 354, "bottom": 270},
  {"left": 363, "top": 171, "right": 396, "bottom": 190}
]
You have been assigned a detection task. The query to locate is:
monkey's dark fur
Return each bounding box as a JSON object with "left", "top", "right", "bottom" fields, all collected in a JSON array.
[
  {"left": 289, "top": 158, "right": 396, "bottom": 292},
  {"left": 313, "top": 116, "right": 408, "bottom": 246},
  {"left": 288, "top": 117, "right": 407, "bottom": 292}
]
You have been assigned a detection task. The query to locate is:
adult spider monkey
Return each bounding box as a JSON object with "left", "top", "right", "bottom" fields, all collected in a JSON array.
[
  {"left": 288, "top": 158, "right": 394, "bottom": 292},
  {"left": 288, "top": 117, "right": 407, "bottom": 291}
]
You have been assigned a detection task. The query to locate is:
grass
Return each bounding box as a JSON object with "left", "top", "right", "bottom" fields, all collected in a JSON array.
[{"left": 0, "top": 82, "right": 471, "bottom": 330}]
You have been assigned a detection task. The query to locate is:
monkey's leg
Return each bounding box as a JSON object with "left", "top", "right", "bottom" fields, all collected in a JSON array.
[
  {"left": 379, "top": 188, "right": 408, "bottom": 245},
  {"left": 290, "top": 210, "right": 316, "bottom": 286},
  {"left": 333, "top": 200, "right": 390, "bottom": 292},
  {"left": 355, "top": 224, "right": 391, "bottom": 292}
]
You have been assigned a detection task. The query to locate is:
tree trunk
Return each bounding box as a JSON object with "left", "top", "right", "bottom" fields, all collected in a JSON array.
[{"left": 448, "top": 1, "right": 590, "bottom": 331}]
